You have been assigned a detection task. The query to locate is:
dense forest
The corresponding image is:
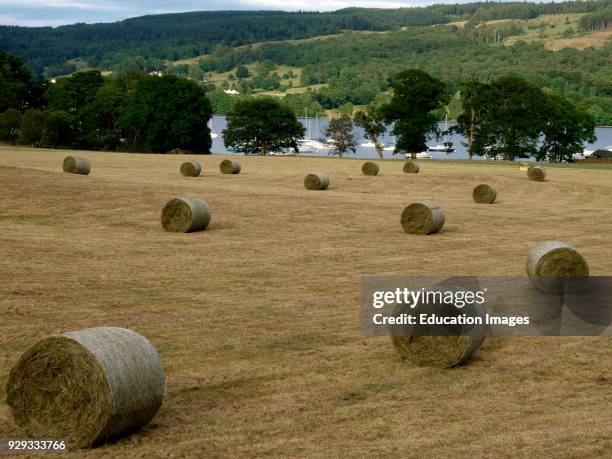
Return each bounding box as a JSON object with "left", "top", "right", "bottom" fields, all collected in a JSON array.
[
  {"left": 579, "top": 7, "right": 612, "bottom": 30},
  {"left": 0, "top": 1, "right": 610, "bottom": 76}
]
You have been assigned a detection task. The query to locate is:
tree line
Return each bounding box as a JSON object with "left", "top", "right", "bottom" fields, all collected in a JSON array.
[
  {"left": 0, "top": 51, "right": 212, "bottom": 152},
  {"left": 0, "top": 50, "right": 596, "bottom": 162},
  {"left": 579, "top": 8, "right": 612, "bottom": 31},
  {"left": 220, "top": 69, "right": 594, "bottom": 163}
]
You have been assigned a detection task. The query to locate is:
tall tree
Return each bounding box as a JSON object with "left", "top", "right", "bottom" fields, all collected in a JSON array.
[
  {"left": 325, "top": 115, "right": 358, "bottom": 158},
  {"left": 382, "top": 69, "right": 449, "bottom": 159},
  {"left": 538, "top": 93, "right": 596, "bottom": 162},
  {"left": 18, "top": 109, "right": 47, "bottom": 147},
  {"left": 223, "top": 97, "right": 305, "bottom": 155},
  {"left": 484, "top": 76, "right": 548, "bottom": 160},
  {"left": 118, "top": 74, "right": 212, "bottom": 153},
  {"left": 453, "top": 81, "right": 495, "bottom": 159},
  {"left": 0, "top": 50, "right": 32, "bottom": 112},
  {"left": 0, "top": 109, "right": 22, "bottom": 144},
  {"left": 45, "top": 70, "right": 105, "bottom": 113},
  {"left": 354, "top": 104, "right": 386, "bottom": 159}
]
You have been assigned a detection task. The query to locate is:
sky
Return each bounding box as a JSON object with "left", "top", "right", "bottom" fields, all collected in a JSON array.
[{"left": 0, "top": 0, "right": 477, "bottom": 27}]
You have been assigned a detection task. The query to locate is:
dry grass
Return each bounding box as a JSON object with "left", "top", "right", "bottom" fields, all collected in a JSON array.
[
  {"left": 500, "top": 13, "right": 611, "bottom": 50},
  {"left": 0, "top": 148, "right": 611, "bottom": 457}
]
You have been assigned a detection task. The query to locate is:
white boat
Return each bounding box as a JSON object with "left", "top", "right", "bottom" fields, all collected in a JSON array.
[
  {"left": 209, "top": 119, "right": 221, "bottom": 139},
  {"left": 299, "top": 109, "right": 332, "bottom": 152},
  {"left": 299, "top": 139, "right": 331, "bottom": 151},
  {"left": 428, "top": 113, "right": 455, "bottom": 152},
  {"left": 405, "top": 152, "right": 432, "bottom": 159}
]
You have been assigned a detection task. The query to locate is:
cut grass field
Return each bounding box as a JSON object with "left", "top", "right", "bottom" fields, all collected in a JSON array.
[{"left": 0, "top": 148, "right": 611, "bottom": 457}]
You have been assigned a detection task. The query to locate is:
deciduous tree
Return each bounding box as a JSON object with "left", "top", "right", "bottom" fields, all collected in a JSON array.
[
  {"left": 382, "top": 69, "right": 449, "bottom": 159},
  {"left": 223, "top": 97, "right": 305, "bottom": 155}
]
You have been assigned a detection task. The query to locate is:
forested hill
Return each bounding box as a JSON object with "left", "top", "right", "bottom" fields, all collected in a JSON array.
[{"left": 0, "top": 1, "right": 610, "bottom": 77}]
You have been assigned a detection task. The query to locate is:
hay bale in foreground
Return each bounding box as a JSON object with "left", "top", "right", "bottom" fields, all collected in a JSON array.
[
  {"left": 401, "top": 201, "right": 445, "bottom": 234},
  {"left": 219, "top": 159, "right": 241, "bottom": 174},
  {"left": 389, "top": 280, "right": 486, "bottom": 368},
  {"left": 161, "top": 197, "right": 211, "bottom": 233},
  {"left": 304, "top": 172, "right": 330, "bottom": 190},
  {"left": 62, "top": 156, "right": 90, "bottom": 175},
  {"left": 6, "top": 327, "right": 165, "bottom": 449},
  {"left": 391, "top": 336, "right": 485, "bottom": 368},
  {"left": 472, "top": 184, "right": 497, "bottom": 204},
  {"left": 527, "top": 165, "right": 546, "bottom": 181},
  {"left": 526, "top": 241, "right": 589, "bottom": 293},
  {"left": 403, "top": 161, "right": 420, "bottom": 174},
  {"left": 180, "top": 161, "right": 201, "bottom": 177},
  {"left": 362, "top": 162, "right": 379, "bottom": 176}
]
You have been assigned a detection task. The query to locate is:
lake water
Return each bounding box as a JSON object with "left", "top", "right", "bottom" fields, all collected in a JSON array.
[{"left": 210, "top": 115, "right": 612, "bottom": 160}]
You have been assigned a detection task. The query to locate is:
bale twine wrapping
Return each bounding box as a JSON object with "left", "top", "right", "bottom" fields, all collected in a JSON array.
[
  {"left": 161, "top": 197, "right": 211, "bottom": 233},
  {"left": 400, "top": 201, "right": 445, "bottom": 235},
  {"left": 180, "top": 161, "right": 201, "bottom": 177},
  {"left": 304, "top": 172, "right": 330, "bottom": 190},
  {"left": 62, "top": 156, "right": 91, "bottom": 175},
  {"left": 219, "top": 159, "right": 241, "bottom": 174},
  {"left": 472, "top": 184, "right": 497, "bottom": 204},
  {"left": 403, "top": 161, "right": 420, "bottom": 174},
  {"left": 391, "top": 336, "right": 485, "bottom": 368},
  {"left": 527, "top": 165, "right": 546, "bottom": 181},
  {"left": 6, "top": 327, "right": 165, "bottom": 449},
  {"left": 526, "top": 241, "right": 589, "bottom": 293},
  {"left": 389, "top": 281, "right": 486, "bottom": 368},
  {"left": 362, "top": 162, "right": 379, "bottom": 176}
]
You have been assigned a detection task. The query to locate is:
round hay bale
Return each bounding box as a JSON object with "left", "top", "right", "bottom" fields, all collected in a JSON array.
[
  {"left": 403, "top": 161, "right": 420, "bottom": 174},
  {"left": 526, "top": 241, "right": 589, "bottom": 293},
  {"left": 362, "top": 162, "right": 379, "bottom": 176},
  {"left": 527, "top": 165, "right": 546, "bottom": 181},
  {"left": 304, "top": 172, "right": 330, "bottom": 190},
  {"left": 161, "top": 197, "right": 211, "bottom": 233},
  {"left": 400, "top": 201, "right": 445, "bottom": 235},
  {"left": 6, "top": 327, "right": 165, "bottom": 449},
  {"left": 391, "top": 335, "right": 485, "bottom": 368},
  {"left": 62, "top": 156, "right": 91, "bottom": 175},
  {"left": 180, "top": 161, "right": 201, "bottom": 177},
  {"left": 472, "top": 183, "right": 497, "bottom": 204},
  {"left": 219, "top": 159, "right": 241, "bottom": 174}
]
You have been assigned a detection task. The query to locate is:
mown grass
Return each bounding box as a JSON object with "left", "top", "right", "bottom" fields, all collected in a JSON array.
[{"left": 0, "top": 148, "right": 610, "bottom": 457}]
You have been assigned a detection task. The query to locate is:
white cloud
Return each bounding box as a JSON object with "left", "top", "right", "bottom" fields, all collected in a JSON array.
[
  {"left": 241, "top": 0, "right": 417, "bottom": 10},
  {"left": 0, "top": 14, "right": 75, "bottom": 26},
  {"left": 0, "top": 1, "right": 123, "bottom": 11},
  {"left": 0, "top": 0, "right": 464, "bottom": 26}
]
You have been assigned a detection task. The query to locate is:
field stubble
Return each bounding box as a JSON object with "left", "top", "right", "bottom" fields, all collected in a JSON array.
[{"left": 0, "top": 148, "right": 610, "bottom": 457}]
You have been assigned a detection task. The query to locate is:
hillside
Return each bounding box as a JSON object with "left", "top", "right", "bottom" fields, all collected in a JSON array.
[{"left": 0, "top": 1, "right": 609, "bottom": 77}]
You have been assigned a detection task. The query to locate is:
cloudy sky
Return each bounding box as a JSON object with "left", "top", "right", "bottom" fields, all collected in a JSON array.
[{"left": 0, "top": 0, "right": 474, "bottom": 27}]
